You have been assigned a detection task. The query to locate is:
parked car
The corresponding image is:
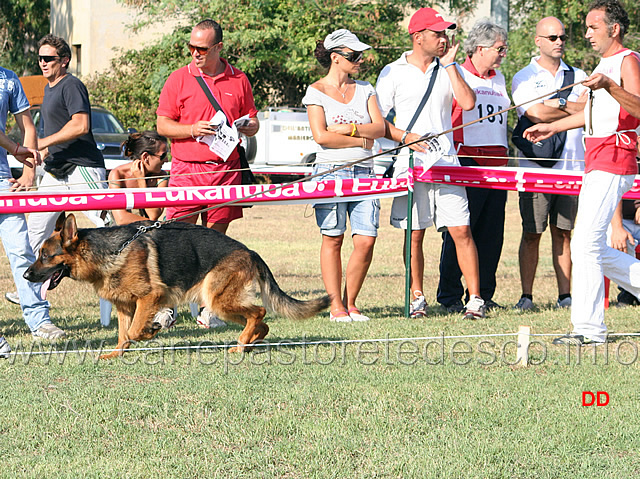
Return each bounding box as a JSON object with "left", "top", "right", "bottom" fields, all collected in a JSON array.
[{"left": 7, "top": 105, "right": 137, "bottom": 179}]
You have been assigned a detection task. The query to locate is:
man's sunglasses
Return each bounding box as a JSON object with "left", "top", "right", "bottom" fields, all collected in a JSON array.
[
  {"left": 188, "top": 43, "right": 217, "bottom": 55},
  {"left": 484, "top": 45, "right": 509, "bottom": 54},
  {"left": 331, "top": 50, "right": 364, "bottom": 63},
  {"left": 538, "top": 34, "right": 568, "bottom": 43},
  {"left": 38, "top": 55, "right": 60, "bottom": 63}
]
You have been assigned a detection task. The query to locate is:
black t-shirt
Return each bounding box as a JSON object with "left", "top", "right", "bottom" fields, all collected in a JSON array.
[{"left": 41, "top": 74, "right": 104, "bottom": 169}]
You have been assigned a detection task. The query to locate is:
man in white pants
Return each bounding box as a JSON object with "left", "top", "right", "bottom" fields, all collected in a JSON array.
[{"left": 525, "top": 0, "right": 640, "bottom": 345}]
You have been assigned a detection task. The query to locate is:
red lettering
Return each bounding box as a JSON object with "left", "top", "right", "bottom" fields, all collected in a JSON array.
[
  {"left": 597, "top": 391, "right": 610, "bottom": 406},
  {"left": 582, "top": 391, "right": 596, "bottom": 406}
]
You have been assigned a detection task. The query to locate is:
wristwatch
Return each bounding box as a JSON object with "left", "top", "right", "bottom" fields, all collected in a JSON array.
[{"left": 558, "top": 98, "right": 567, "bottom": 109}]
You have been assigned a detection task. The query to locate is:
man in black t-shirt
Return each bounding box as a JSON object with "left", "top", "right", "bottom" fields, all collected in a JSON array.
[
  {"left": 26, "top": 34, "right": 108, "bottom": 255},
  {"left": 6, "top": 35, "right": 111, "bottom": 322}
]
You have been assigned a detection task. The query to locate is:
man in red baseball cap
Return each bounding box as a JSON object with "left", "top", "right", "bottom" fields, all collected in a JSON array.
[
  {"left": 376, "top": 7, "right": 482, "bottom": 319},
  {"left": 408, "top": 7, "right": 457, "bottom": 34}
]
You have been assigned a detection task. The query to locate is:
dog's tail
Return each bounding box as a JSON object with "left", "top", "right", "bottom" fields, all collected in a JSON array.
[{"left": 251, "top": 251, "right": 330, "bottom": 319}]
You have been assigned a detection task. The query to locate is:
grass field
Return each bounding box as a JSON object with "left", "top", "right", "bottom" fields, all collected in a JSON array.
[{"left": 1, "top": 193, "right": 640, "bottom": 478}]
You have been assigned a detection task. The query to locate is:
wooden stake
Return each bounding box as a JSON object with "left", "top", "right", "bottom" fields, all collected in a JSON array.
[{"left": 516, "top": 325, "right": 531, "bottom": 367}]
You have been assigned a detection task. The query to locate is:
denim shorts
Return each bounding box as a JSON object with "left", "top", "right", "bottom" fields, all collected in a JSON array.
[{"left": 313, "top": 164, "right": 380, "bottom": 237}]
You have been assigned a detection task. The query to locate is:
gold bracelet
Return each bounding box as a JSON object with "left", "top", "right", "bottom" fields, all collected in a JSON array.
[
  {"left": 362, "top": 137, "right": 367, "bottom": 149},
  {"left": 350, "top": 123, "right": 357, "bottom": 137}
]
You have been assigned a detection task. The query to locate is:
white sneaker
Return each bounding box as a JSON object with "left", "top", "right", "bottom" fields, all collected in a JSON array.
[
  {"left": 5, "top": 291, "right": 20, "bottom": 305},
  {"left": 410, "top": 291, "right": 427, "bottom": 318},
  {"left": 153, "top": 308, "right": 177, "bottom": 329},
  {"left": 347, "top": 308, "right": 370, "bottom": 322},
  {"left": 513, "top": 297, "right": 534, "bottom": 311},
  {"left": 196, "top": 308, "right": 227, "bottom": 328},
  {"left": 556, "top": 297, "right": 572, "bottom": 308},
  {"left": 32, "top": 323, "right": 66, "bottom": 339},
  {"left": 0, "top": 337, "right": 11, "bottom": 359},
  {"left": 463, "top": 295, "right": 486, "bottom": 320}
]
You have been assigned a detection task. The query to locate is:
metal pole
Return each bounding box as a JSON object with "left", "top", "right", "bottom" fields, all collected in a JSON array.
[{"left": 404, "top": 151, "right": 414, "bottom": 317}]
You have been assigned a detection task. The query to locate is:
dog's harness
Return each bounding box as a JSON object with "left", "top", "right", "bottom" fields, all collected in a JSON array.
[{"left": 117, "top": 221, "right": 162, "bottom": 255}]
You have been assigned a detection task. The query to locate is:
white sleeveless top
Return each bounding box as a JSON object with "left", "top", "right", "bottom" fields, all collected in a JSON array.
[
  {"left": 585, "top": 48, "right": 639, "bottom": 139},
  {"left": 454, "top": 65, "right": 510, "bottom": 147}
]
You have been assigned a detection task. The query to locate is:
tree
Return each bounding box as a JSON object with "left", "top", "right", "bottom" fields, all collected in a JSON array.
[
  {"left": 88, "top": 0, "right": 478, "bottom": 130},
  {"left": 0, "top": 0, "right": 50, "bottom": 76},
  {"left": 501, "top": 0, "right": 640, "bottom": 92}
]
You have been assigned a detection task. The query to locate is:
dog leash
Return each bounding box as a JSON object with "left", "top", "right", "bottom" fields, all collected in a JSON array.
[
  {"left": 115, "top": 80, "right": 588, "bottom": 248},
  {"left": 117, "top": 221, "right": 162, "bottom": 254},
  {"left": 162, "top": 80, "right": 587, "bottom": 223}
]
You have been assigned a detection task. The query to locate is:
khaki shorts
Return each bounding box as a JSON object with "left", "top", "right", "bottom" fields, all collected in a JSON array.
[
  {"left": 391, "top": 181, "right": 470, "bottom": 232},
  {"left": 519, "top": 191, "right": 578, "bottom": 233}
]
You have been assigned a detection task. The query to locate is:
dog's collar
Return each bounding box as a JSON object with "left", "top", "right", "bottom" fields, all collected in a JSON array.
[{"left": 117, "top": 222, "right": 162, "bottom": 255}]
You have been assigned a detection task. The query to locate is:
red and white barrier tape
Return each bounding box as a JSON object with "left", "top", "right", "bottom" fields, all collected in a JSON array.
[{"left": 4, "top": 166, "right": 640, "bottom": 215}]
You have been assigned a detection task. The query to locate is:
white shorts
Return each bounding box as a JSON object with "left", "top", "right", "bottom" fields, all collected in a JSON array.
[{"left": 390, "top": 181, "right": 470, "bottom": 232}]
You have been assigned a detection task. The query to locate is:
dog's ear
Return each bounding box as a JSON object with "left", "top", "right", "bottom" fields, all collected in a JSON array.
[
  {"left": 61, "top": 214, "right": 78, "bottom": 247},
  {"left": 54, "top": 212, "right": 67, "bottom": 232}
]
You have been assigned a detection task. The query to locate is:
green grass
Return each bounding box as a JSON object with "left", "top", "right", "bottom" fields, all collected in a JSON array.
[{"left": 1, "top": 193, "right": 640, "bottom": 478}]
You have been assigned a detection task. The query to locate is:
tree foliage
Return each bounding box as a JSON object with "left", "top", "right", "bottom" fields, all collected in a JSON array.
[
  {"left": 0, "top": 0, "right": 50, "bottom": 76},
  {"left": 88, "top": 0, "right": 423, "bottom": 130},
  {"left": 87, "top": 0, "right": 639, "bottom": 132},
  {"left": 501, "top": 0, "right": 640, "bottom": 92}
]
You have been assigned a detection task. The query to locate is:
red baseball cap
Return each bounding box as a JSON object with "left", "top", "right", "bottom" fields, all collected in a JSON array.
[{"left": 408, "top": 8, "right": 456, "bottom": 34}]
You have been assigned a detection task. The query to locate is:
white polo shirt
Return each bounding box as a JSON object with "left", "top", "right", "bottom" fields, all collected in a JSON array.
[
  {"left": 511, "top": 57, "right": 587, "bottom": 171},
  {"left": 376, "top": 51, "right": 459, "bottom": 166}
]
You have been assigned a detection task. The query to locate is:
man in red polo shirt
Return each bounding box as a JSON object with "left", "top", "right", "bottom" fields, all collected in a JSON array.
[
  {"left": 157, "top": 19, "right": 259, "bottom": 327},
  {"left": 157, "top": 18, "right": 259, "bottom": 234}
]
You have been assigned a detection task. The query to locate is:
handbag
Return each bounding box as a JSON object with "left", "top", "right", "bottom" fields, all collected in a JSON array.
[
  {"left": 383, "top": 58, "right": 440, "bottom": 178},
  {"left": 194, "top": 75, "right": 256, "bottom": 185},
  {"left": 511, "top": 66, "right": 574, "bottom": 168}
]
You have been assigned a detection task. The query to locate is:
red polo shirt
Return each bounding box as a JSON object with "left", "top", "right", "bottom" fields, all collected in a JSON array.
[{"left": 157, "top": 59, "right": 258, "bottom": 163}]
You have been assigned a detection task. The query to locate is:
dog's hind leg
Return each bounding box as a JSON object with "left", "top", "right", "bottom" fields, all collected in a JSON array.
[{"left": 227, "top": 305, "right": 269, "bottom": 353}]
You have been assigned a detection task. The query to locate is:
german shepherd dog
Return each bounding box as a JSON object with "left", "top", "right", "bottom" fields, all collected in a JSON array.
[{"left": 24, "top": 213, "right": 330, "bottom": 359}]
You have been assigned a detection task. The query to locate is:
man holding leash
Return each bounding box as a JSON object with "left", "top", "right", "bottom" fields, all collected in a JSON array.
[
  {"left": 0, "top": 66, "right": 65, "bottom": 339},
  {"left": 525, "top": 0, "right": 640, "bottom": 346},
  {"left": 511, "top": 17, "right": 588, "bottom": 312},
  {"left": 157, "top": 19, "right": 260, "bottom": 327},
  {"left": 157, "top": 18, "right": 259, "bottom": 234},
  {"left": 376, "top": 7, "right": 484, "bottom": 319}
]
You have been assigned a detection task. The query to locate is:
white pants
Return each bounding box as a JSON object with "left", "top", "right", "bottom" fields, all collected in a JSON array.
[
  {"left": 27, "top": 166, "right": 107, "bottom": 254},
  {"left": 571, "top": 170, "right": 640, "bottom": 341}
]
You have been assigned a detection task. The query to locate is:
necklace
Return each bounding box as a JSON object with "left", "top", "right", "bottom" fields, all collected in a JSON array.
[{"left": 330, "top": 82, "right": 349, "bottom": 99}]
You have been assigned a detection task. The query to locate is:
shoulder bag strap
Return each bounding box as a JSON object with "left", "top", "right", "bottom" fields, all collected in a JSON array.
[
  {"left": 557, "top": 66, "right": 575, "bottom": 100},
  {"left": 403, "top": 58, "right": 440, "bottom": 141},
  {"left": 194, "top": 75, "right": 230, "bottom": 126}
]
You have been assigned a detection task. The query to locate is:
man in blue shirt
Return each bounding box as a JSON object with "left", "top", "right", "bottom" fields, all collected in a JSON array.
[{"left": 0, "top": 66, "right": 65, "bottom": 339}]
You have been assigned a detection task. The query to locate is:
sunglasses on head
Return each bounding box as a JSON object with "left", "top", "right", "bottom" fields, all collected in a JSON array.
[
  {"left": 188, "top": 43, "right": 216, "bottom": 55},
  {"left": 38, "top": 55, "right": 60, "bottom": 63},
  {"left": 331, "top": 50, "right": 364, "bottom": 63},
  {"left": 539, "top": 34, "right": 567, "bottom": 42}
]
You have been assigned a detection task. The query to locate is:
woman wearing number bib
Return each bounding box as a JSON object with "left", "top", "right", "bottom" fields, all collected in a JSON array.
[
  {"left": 437, "top": 21, "right": 511, "bottom": 312},
  {"left": 302, "top": 29, "right": 385, "bottom": 322}
]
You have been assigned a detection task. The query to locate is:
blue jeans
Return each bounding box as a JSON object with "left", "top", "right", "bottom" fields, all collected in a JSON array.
[
  {"left": 0, "top": 178, "right": 51, "bottom": 332},
  {"left": 312, "top": 164, "right": 380, "bottom": 237}
]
